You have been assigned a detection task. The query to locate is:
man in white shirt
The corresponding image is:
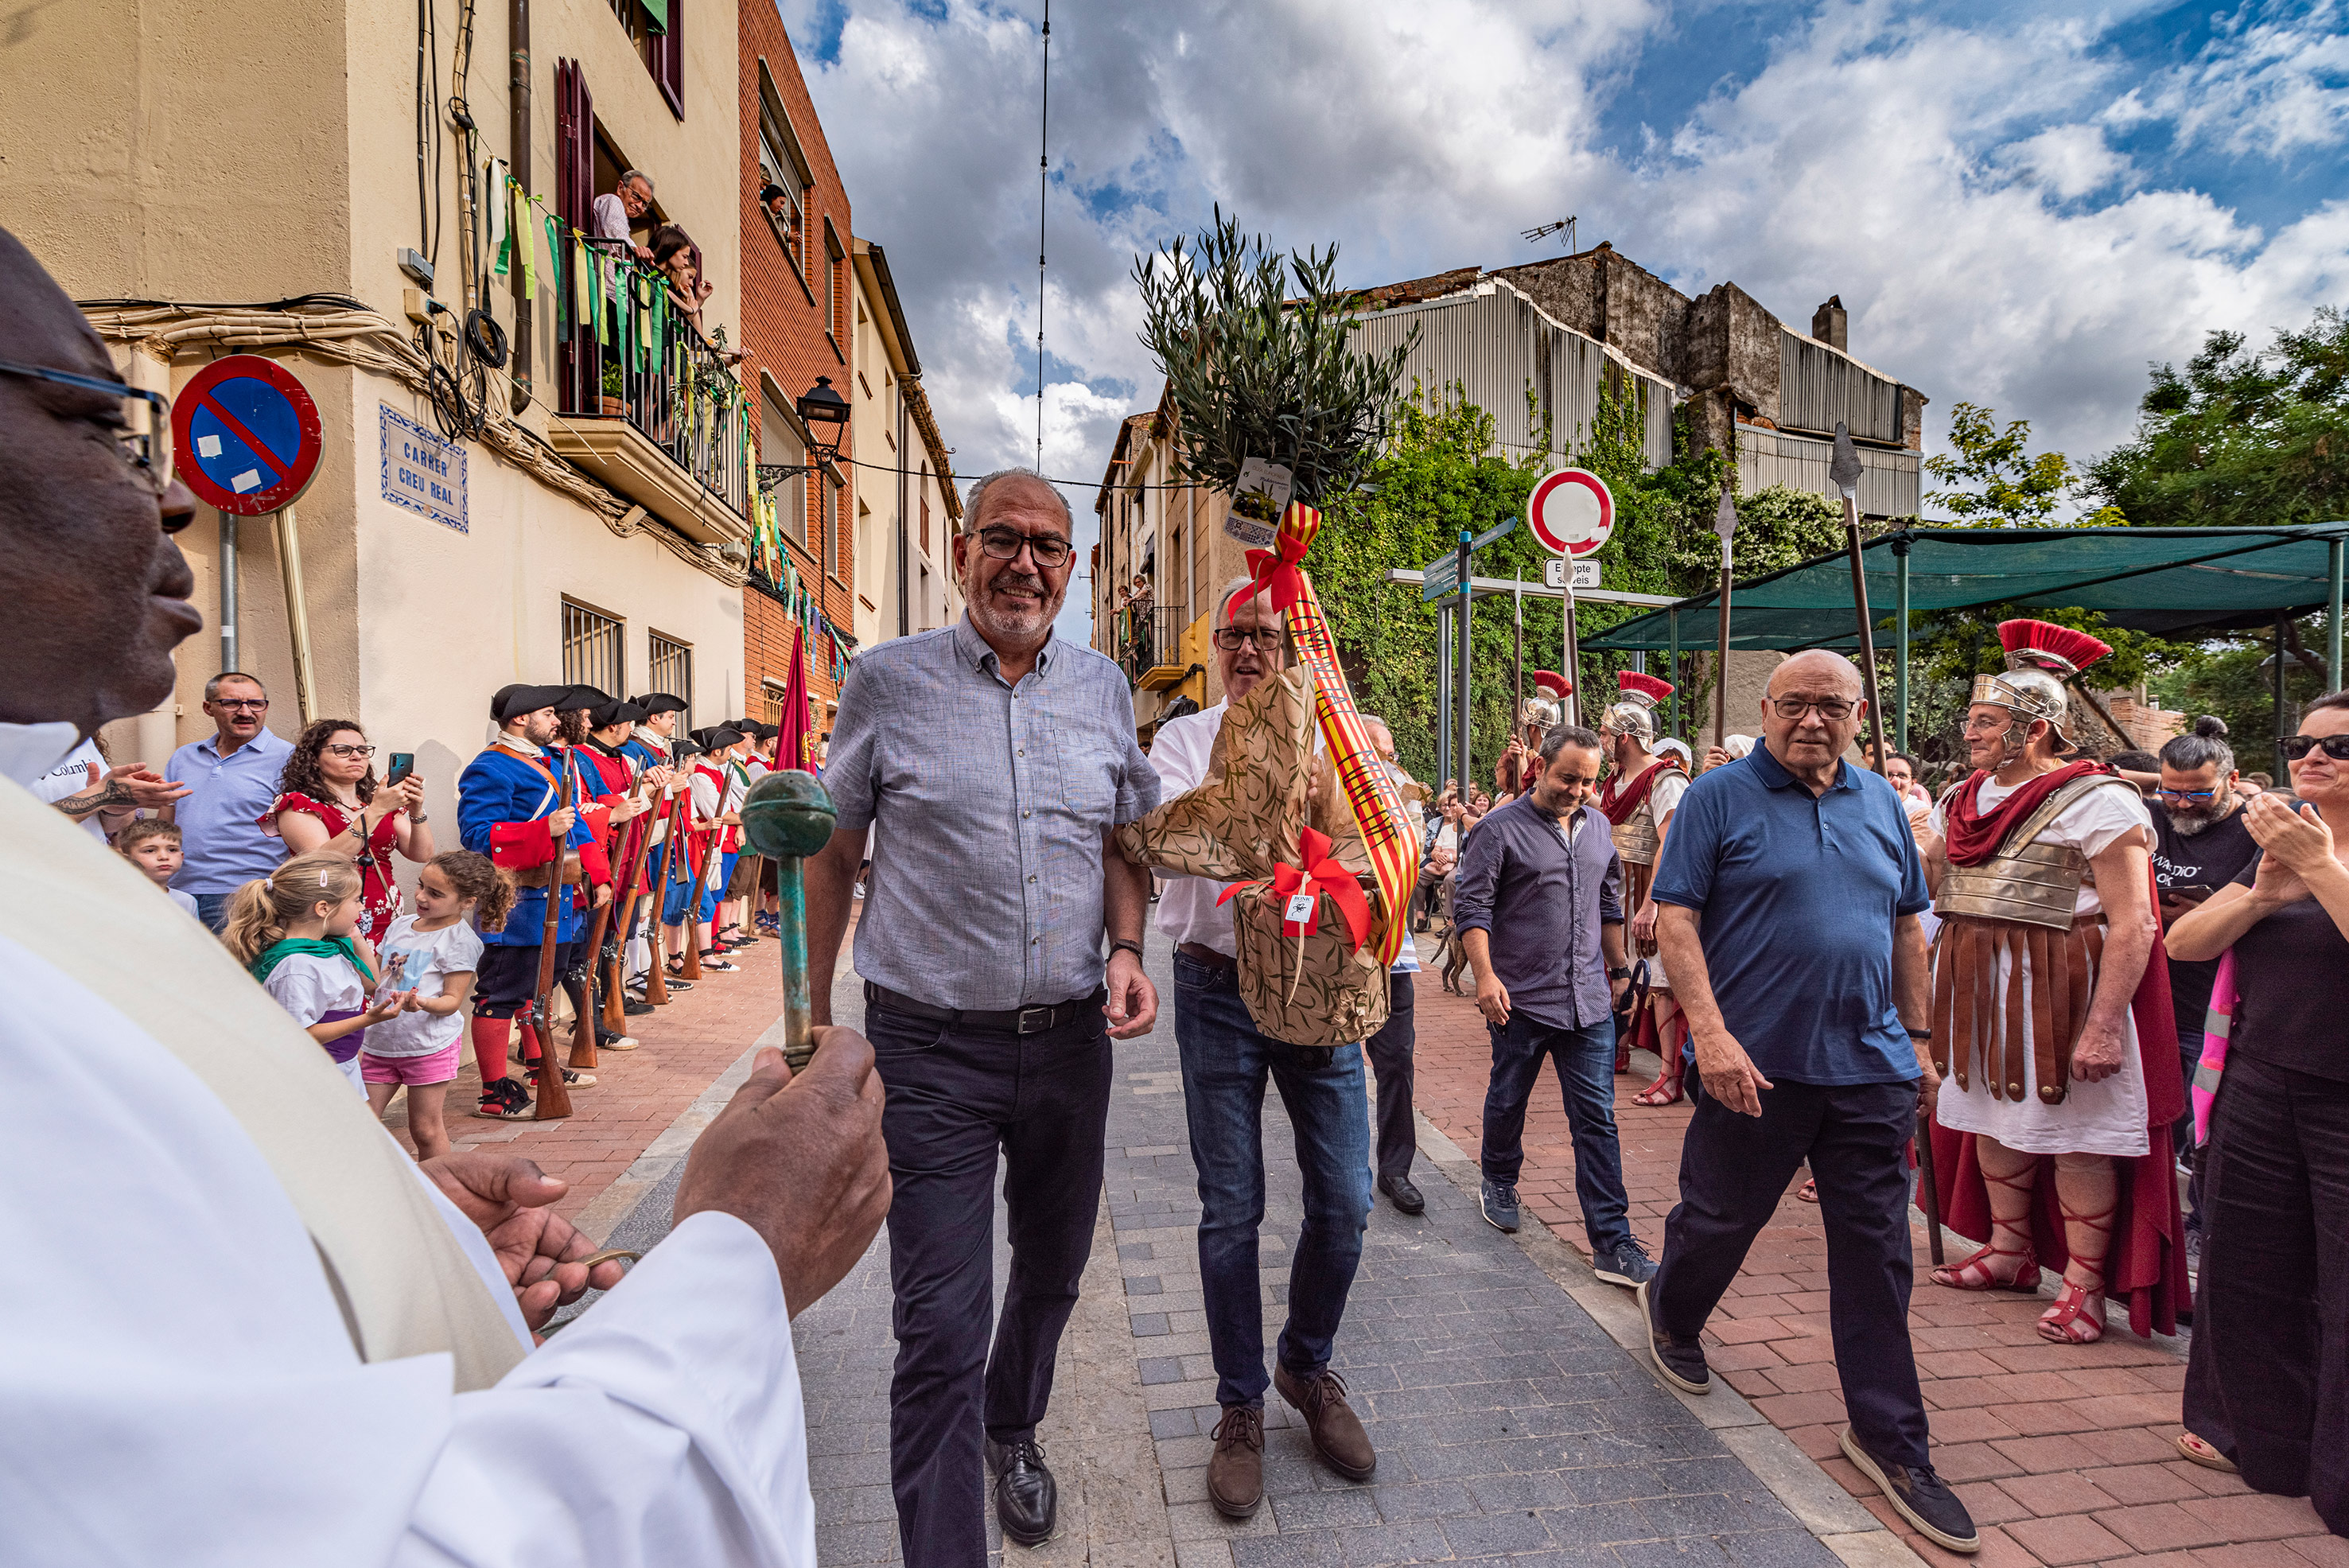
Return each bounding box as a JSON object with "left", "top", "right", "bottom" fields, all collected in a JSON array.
[
  {"left": 0, "top": 221, "right": 890, "bottom": 1567},
  {"left": 593, "top": 169, "right": 655, "bottom": 264},
  {"left": 1147, "top": 578, "right": 1379, "bottom": 1523}
]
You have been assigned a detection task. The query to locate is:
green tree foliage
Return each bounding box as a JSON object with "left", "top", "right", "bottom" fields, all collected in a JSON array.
[
  {"left": 2087, "top": 306, "right": 2349, "bottom": 530},
  {"left": 1134, "top": 208, "right": 1416, "bottom": 508},
  {"left": 2148, "top": 622, "right": 2335, "bottom": 774},
  {"left": 1924, "top": 402, "right": 2126, "bottom": 527}
]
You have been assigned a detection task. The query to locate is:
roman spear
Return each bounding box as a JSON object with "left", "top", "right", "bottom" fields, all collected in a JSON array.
[{"left": 1712, "top": 489, "right": 1737, "bottom": 752}]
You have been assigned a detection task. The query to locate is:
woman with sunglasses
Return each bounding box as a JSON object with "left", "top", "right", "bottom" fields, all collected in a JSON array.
[
  {"left": 2166, "top": 691, "right": 2349, "bottom": 1531},
  {"left": 259, "top": 719, "right": 434, "bottom": 945}
]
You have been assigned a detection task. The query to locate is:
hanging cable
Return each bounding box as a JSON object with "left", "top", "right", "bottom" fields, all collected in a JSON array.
[
  {"left": 1035, "top": 0, "right": 1049, "bottom": 472},
  {"left": 416, "top": 0, "right": 445, "bottom": 268}
]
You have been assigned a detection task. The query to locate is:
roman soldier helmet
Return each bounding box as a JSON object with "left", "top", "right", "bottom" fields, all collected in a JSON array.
[
  {"left": 1600, "top": 671, "right": 1674, "bottom": 742},
  {"left": 1972, "top": 619, "right": 2110, "bottom": 749},
  {"left": 1519, "top": 670, "right": 1570, "bottom": 731}
]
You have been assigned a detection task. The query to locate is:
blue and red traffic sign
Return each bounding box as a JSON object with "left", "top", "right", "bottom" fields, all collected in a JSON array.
[{"left": 172, "top": 355, "right": 324, "bottom": 515}]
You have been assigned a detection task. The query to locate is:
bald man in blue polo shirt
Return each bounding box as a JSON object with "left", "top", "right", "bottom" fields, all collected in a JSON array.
[{"left": 1643, "top": 651, "right": 1979, "bottom": 1557}]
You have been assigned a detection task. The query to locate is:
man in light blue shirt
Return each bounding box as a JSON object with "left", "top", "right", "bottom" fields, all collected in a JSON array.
[{"left": 165, "top": 671, "right": 292, "bottom": 930}]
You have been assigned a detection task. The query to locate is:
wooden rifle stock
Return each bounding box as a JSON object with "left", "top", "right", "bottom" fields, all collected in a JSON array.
[
  {"left": 529, "top": 764, "right": 575, "bottom": 1121},
  {"left": 589, "top": 802, "right": 649, "bottom": 1037},
  {"left": 679, "top": 799, "right": 713, "bottom": 981},
  {"left": 643, "top": 784, "right": 686, "bottom": 1002}
]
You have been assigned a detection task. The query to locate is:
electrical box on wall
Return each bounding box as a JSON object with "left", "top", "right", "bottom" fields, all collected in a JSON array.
[{"left": 397, "top": 249, "right": 434, "bottom": 287}]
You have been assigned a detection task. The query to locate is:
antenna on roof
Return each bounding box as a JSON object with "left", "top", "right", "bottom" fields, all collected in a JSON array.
[{"left": 1521, "top": 217, "right": 1577, "bottom": 252}]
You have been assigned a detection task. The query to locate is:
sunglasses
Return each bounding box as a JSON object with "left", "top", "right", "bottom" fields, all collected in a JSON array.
[
  {"left": 0, "top": 359, "right": 179, "bottom": 511},
  {"left": 2279, "top": 734, "right": 2349, "bottom": 763}
]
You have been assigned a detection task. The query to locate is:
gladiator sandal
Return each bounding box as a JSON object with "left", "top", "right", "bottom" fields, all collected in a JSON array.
[
  {"left": 1929, "top": 1164, "right": 2043, "bottom": 1292},
  {"left": 1630, "top": 1056, "right": 1684, "bottom": 1107},
  {"left": 2037, "top": 1193, "right": 2114, "bottom": 1345}
]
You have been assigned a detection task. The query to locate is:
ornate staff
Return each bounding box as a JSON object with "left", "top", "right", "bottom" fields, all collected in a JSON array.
[{"left": 740, "top": 769, "right": 838, "bottom": 1070}]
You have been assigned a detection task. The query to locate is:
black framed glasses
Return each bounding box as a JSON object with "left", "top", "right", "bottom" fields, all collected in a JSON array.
[
  {"left": 1771, "top": 696, "right": 1855, "bottom": 720},
  {"left": 0, "top": 358, "right": 175, "bottom": 501},
  {"left": 974, "top": 527, "right": 1073, "bottom": 570},
  {"left": 2280, "top": 734, "right": 2349, "bottom": 763},
  {"left": 1212, "top": 628, "right": 1285, "bottom": 652},
  {"left": 212, "top": 698, "right": 269, "bottom": 712}
]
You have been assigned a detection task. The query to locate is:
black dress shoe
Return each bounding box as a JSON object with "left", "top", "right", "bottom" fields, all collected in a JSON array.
[
  {"left": 984, "top": 1437, "right": 1056, "bottom": 1547},
  {"left": 1378, "top": 1170, "right": 1425, "bottom": 1215},
  {"left": 622, "top": 998, "right": 653, "bottom": 1017}
]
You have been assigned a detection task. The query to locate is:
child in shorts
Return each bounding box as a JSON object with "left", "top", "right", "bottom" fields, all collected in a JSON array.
[
  {"left": 115, "top": 818, "right": 200, "bottom": 919},
  {"left": 363, "top": 850, "right": 511, "bottom": 1160}
]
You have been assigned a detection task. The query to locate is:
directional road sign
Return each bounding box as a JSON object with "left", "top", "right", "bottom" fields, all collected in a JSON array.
[
  {"left": 1543, "top": 558, "right": 1600, "bottom": 590},
  {"left": 1421, "top": 553, "right": 1460, "bottom": 603},
  {"left": 1472, "top": 517, "right": 1516, "bottom": 551},
  {"left": 1526, "top": 468, "right": 1615, "bottom": 558},
  {"left": 173, "top": 355, "right": 325, "bottom": 516}
]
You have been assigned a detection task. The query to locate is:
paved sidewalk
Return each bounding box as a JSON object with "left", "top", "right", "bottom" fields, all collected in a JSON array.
[{"left": 1405, "top": 951, "right": 2340, "bottom": 1568}]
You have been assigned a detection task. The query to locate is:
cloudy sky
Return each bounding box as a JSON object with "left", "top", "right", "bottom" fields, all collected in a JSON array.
[{"left": 778, "top": 0, "right": 2349, "bottom": 635}]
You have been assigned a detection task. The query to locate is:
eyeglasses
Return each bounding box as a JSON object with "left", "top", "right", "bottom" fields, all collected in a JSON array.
[
  {"left": 2155, "top": 788, "right": 2219, "bottom": 801},
  {"left": 1771, "top": 696, "right": 1856, "bottom": 721},
  {"left": 325, "top": 743, "right": 377, "bottom": 759},
  {"left": 974, "top": 527, "right": 1073, "bottom": 570},
  {"left": 2280, "top": 734, "right": 2349, "bottom": 763},
  {"left": 0, "top": 358, "right": 177, "bottom": 505},
  {"left": 212, "top": 698, "right": 269, "bottom": 712},
  {"left": 1212, "top": 627, "right": 1285, "bottom": 652}
]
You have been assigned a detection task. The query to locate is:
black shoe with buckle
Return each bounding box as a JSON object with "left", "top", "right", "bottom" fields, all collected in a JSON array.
[
  {"left": 1839, "top": 1426, "right": 1979, "bottom": 1554},
  {"left": 983, "top": 1437, "right": 1056, "bottom": 1547}
]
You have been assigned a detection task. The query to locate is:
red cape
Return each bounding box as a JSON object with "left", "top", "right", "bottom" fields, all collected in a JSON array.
[
  {"left": 1928, "top": 865, "right": 2191, "bottom": 1337},
  {"left": 1598, "top": 755, "right": 1685, "bottom": 827}
]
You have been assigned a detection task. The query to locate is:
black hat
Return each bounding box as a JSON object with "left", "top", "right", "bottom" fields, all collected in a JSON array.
[
  {"left": 748, "top": 721, "right": 779, "bottom": 740},
  {"left": 558, "top": 683, "right": 612, "bottom": 714},
  {"left": 707, "top": 726, "right": 745, "bottom": 749},
  {"left": 490, "top": 683, "right": 570, "bottom": 724},
  {"left": 592, "top": 698, "right": 648, "bottom": 729},
  {"left": 671, "top": 733, "right": 704, "bottom": 760},
  {"left": 633, "top": 692, "right": 689, "bottom": 716}
]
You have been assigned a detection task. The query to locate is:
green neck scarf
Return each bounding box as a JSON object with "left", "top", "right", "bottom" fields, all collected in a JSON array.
[{"left": 249, "top": 934, "right": 365, "bottom": 985}]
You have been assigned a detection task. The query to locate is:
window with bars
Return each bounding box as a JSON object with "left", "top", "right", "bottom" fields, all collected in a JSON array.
[
  {"left": 562, "top": 599, "right": 625, "bottom": 697},
  {"left": 648, "top": 632, "right": 692, "bottom": 729},
  {"left": 824, "top": 224, "right": 845, "bottom": 356}
]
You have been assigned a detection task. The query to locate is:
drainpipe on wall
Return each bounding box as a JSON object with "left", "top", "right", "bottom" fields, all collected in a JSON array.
[
  {"left": 508, "top": 0, "right": 531, "bottom": 413},
  {"left": 896, "top": 391, "right": 910, "bottom": 637}
]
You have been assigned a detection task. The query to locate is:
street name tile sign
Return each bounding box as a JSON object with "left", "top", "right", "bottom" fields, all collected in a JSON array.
[
  {"left": 172, "top": 354, "right": 325, "bottom": 515},
  {"left": 379, "top": 404, "right": 469, "bottom": 533}
]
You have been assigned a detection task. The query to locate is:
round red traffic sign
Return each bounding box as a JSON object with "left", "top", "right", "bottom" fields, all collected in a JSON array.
[
  {"left": 172, "top": 355, "right": 325, "bottom": 516},
  {"left": 1526, "top": 468, "right": 1615, "bottom": 558}
]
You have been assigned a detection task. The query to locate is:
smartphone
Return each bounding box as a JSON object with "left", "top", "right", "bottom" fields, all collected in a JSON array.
[{"left": 386, "top": 753, "right": 415, "bottom": 786}]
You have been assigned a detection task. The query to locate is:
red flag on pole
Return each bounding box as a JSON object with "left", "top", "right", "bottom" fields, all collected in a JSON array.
[{"left": 779, "top": 624, "right": 818, "bottom": 772}]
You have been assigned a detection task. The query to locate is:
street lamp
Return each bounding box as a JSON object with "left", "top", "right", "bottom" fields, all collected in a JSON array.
[{"left": 756, "top": 375, "right": 850, "bottom": 494}]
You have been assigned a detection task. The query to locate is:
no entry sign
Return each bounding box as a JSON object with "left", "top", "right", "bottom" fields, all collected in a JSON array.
[
  {"left": 173, "top": 355, "right": 325, "bottom": 515},
  {"left": 1526, "top": 468, "right": 1614, "bottom": 558}
]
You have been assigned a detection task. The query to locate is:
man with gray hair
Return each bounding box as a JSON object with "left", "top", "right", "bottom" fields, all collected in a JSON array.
[
  {"left": 163, "top": 670, "right": 290, "bottom": 931},
  {"left": 1149, "top": 576, "right": 1380, "bottom": 1520},
  {"left": 807, "top": 466, "right": 1159, "bottom": 1565},
  {"left": 592, "top": 169, "right": 655, "bottom": 264}
]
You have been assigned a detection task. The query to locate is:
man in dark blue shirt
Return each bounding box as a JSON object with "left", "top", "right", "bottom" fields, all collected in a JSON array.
[
  {"left": 1454, "top": 724, "right": 1653, "bottom": 1288},
  {"left": 1646, "top": 651, "right": 1977, "bottom": 1557}
]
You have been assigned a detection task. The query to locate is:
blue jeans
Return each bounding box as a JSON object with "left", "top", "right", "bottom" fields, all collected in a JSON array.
[
  {"left": 1481, "top": 1010, "right": 1633, "bottom": 1255},
  {"left": 1172, "top": 951, "right": 1373, "bottom": 1409},
  {"left": 193, "top": 893, "right": 233, "bottom": 935}
]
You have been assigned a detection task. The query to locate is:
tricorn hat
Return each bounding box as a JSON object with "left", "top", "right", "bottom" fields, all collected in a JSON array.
[
  {"left": 489, "top": 683, "right": 570, "bottom": 724},
  {"left": 632, "top": 692, "right": 689, "bottom": 716}
]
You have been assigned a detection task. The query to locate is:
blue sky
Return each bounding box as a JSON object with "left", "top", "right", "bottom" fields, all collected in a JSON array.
[{"left": 779, "top": 0, "right": 2348, "bottom": 636}]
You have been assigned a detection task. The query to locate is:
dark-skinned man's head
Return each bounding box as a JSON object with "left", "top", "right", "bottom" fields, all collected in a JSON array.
[{"left": 0, "top": 228, "right": 200, "bottom": 738}]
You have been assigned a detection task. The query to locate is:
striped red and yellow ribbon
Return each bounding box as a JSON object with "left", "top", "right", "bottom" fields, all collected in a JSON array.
[{"left": 1243, "top": 501, "right": 1421, "bottom": 967}]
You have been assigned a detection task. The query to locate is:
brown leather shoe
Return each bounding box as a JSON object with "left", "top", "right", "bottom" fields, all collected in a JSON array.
[
  {"left": 1207, "top": 1404, "right": 1264, "bottom": 1519},
  {"left": 1273, "top": 1364, "right": 1376, "bottom": 1480}
]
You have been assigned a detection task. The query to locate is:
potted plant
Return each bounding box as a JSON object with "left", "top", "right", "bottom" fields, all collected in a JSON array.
[{"left": 600, "top": 360, "right": 624, "bottom": 417}]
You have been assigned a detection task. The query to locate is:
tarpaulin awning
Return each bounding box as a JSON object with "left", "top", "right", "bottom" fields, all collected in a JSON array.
[{"left": 1583, "top": 524, "right": 2349, "bottom": 652}]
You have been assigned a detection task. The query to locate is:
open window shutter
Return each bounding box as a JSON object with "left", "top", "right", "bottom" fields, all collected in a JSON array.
[{"left": 653, "top": 2, "right": 683, "bottom": 119}]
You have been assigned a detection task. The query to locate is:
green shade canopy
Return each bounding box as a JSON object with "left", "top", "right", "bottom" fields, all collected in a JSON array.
[{"left": 1583, "top": 524, "right": 2349, "bottom": 652}]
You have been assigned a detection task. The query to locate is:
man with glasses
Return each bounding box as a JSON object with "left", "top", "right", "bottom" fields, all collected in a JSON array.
[
  {"left": 807, "top": 467, "right": 1159, "bottom": 1566},
  {"left": 163, "top": 671, "right": 293, "bottom": 932},
  {"left": 1648, "top": 651, "right": 1978, "bottom": 1556}
]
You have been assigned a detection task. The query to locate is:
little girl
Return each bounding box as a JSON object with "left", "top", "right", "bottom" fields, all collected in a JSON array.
[
  {"left": 225, "top": 850, "right": 409, "bottom": 1092},
  {"left": 362, "top": 851, "right": 511, "bottom": 1160}
]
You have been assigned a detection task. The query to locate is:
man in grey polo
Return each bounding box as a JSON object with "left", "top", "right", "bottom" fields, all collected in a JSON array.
[
  {"left": 164, "top": 671, "right": 292, "bottom": 932},
  {"left": 807, "top": 467, "right": 1159, "bottom": 1568}
]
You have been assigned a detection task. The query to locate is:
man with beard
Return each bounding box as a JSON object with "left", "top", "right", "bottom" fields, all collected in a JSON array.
[
  {"left": 2147, "top": 714, "right": 2259, "bottom": 1257},
  {"left": 805, "top": 468, "right": 1160, "bottom": 1566}
]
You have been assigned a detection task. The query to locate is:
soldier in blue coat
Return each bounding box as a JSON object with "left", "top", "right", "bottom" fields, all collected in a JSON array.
[{"left": 457, "top": 683, "right": 610, "bottom": 1119}]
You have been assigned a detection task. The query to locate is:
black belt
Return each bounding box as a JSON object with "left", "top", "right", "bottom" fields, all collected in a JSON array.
[{"left": 864, "top": 981, "right": 1104, "bottom": 1036}]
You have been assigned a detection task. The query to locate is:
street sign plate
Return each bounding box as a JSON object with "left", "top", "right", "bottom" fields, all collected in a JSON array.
[
  {"left": 1421, "top": 554, "right": 1460, "bottom": 603},
  {"left": 1472, "top": 517, "right": 1516, "bottom": 551},
  {"left": 1544, "top": 558, "right": 1600, "bottom": 590},
  {"left": 173, "top": 354, "right": 325, "bottom": 516},
  {"left": 1526, "top": 468, "right": 1615, "bottom": 558},
  {"left": 379, "top": 403, "right": 469, "bottom": 532}
]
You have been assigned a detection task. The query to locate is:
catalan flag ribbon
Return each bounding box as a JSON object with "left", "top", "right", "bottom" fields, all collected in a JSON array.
[{"left": 1262, "top": 500, "right": 1419, "bottom": 967}]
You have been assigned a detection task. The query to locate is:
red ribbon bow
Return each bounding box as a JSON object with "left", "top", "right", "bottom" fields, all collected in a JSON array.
[
  {"left": 1242, "top": 527, "right": 1311, "bottom": 613},
  {"left": 1218, "top": 825, "right": 1372, "bottom": 953}
]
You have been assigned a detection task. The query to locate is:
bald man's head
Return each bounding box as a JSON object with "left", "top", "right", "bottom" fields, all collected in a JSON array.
[{"left": 1769, "top": 649, "right": 1864, "bottom": 698}]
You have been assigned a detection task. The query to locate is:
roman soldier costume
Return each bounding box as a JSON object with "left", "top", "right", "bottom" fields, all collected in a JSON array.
[
  {"left": 1496, "top": 671, "right": 1570, "bottom": 796},
  {"left": 1595, "top": 671, "right": 1688, "bottom": 1090},
  {"left": 1926, "top": 621, "right": 2191, "bottom": 1340}
]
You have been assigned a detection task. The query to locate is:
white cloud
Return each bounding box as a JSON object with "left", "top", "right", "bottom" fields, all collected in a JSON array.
[{"left": 2108, "top": 0, "right": 2349, "bottom": 160}]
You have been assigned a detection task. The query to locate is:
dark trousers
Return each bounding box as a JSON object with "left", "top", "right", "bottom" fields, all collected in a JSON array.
[
  {"left": 2184, "top": 1054, "right": 2349, "bottom": 1535},
  {"left": 1481, "top": 1010, "right": 1633, "bottom": 1255},
  {"left": 868, "top": 998, "right": 1112, "bottom": 1568},
  {"left": 1172, "top": 951, "right": 1372, "bottom": 1409},
  {"left": 471, "top": 939, "right": 581, "bottom": 1021},
  {"left": 1366, "top": 971, "right": 1417, "bottom": 1181},
  {"left": 1654, "top": 1076, "right": 1931, "bottom": 1469}
]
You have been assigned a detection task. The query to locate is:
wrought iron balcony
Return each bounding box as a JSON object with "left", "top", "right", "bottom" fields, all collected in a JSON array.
[{"left": 1115, "top": 605, "right": 1192, "bottom": 690}]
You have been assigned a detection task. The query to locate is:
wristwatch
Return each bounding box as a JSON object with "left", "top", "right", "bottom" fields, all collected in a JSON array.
[
  {"left": 1109, "top": 939, "right": 1145, "bottom": 962},
  {"left": 1905, "top": 1025, "right": 1932, "bottom": 1039},
  {"left": 1608, "top": 965, "right": 1632, "bottom": 980}
]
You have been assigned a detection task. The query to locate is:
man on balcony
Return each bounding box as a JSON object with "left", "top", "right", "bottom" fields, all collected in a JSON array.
[{"left": 593, "top": 169, "right": 655, "bottom": 264}]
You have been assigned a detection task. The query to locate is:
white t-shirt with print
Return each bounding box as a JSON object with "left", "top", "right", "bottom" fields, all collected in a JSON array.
[
  {"left": 261, "top": 952, "right": 367, "bottom": 1028},
  {"left": 27, "top": 738, "right": 109, "bottom": 842},
  {"left": 363, "top": 914, "right": 486, "bottom": 1058}
]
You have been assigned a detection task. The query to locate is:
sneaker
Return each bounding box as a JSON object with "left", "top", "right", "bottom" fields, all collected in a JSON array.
[
  {"left": 1639, "top": 1279, "right": 1710, "bottom": 1396},
  {"left": 597, "top": 1032, "right": 640, "bottom": 1052},
  {"left": 1480, "top": 1177, "right": 1520, "bottom": 1233},
  {"left": 851, "top": 884, "right": 865, "bottom": 900},
  {"left": 1595, "top": 1237, "right": 1659, "bottom": 1289},
  {"left": 1839, "top": 1426, "right": 1979, "bottom": 1554}
]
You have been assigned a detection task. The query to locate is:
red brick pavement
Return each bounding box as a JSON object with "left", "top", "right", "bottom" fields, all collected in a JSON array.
[{"left": 1408, "top": 968, "right": 2341, "bottom": 1568}]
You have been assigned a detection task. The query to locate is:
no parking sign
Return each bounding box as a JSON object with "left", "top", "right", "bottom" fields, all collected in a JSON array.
[{"left": 172, "top": 355, "right": 325, "bottom": 515}]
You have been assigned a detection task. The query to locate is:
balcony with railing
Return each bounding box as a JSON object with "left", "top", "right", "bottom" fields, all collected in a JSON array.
[
  {"left": 1116, "top": 604, "right": 1193, "bottom": 691},
  {"left": 544, "top": 238, "right": 750, "bottom": 546}
]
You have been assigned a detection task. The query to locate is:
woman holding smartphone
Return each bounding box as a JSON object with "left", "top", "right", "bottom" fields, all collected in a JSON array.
[{"left": 261, "top": 718, "right": 436, "bottom": 944}]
